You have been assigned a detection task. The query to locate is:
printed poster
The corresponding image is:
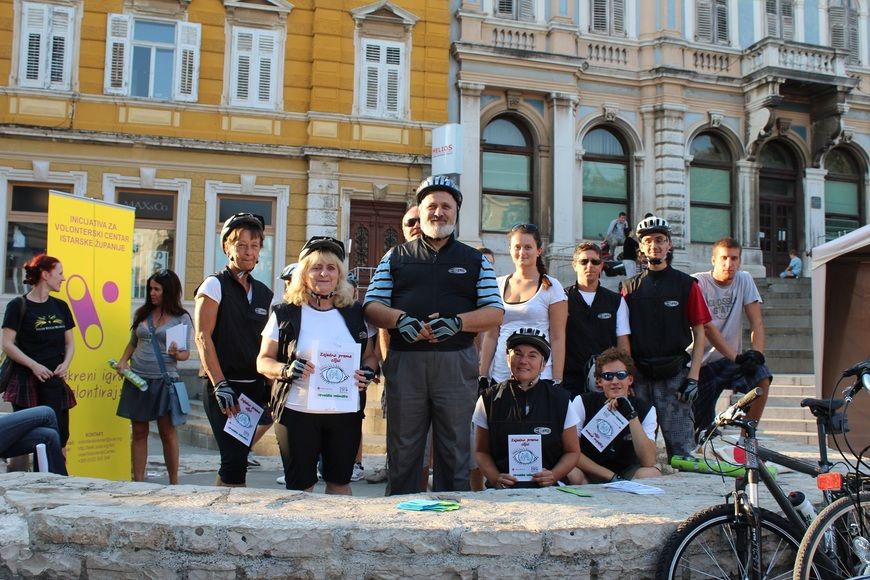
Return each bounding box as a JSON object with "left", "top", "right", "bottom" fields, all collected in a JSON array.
[
  {"left": 508, "top": 434, "right": 543, "bottom": 481},
  {"left": 307, "top": 342, "right": 359, "bottom": 412}
]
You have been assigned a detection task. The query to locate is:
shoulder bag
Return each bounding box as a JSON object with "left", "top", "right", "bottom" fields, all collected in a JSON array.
[{"left": 146, "top": 316, "right": 190, "bottom": 414}]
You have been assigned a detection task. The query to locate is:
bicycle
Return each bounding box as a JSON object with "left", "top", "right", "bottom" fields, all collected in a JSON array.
[
  {"left": 656, "top": 384, "right": 858, "bottom": 580},
  {"left": 792, "top": 358, "right": 870, "bottom": 580}
]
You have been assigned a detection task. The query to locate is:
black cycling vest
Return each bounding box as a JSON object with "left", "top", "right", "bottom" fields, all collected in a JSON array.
[
  {"left": 622, "top": 266, "right": 694, "bottom": 361},
  {"left": 564, "top": 284, "right": 621, "bottom": 378},
  {"left": 578, "top": 391, "right": 653, "bottom": 473},
  {"left": 388, "top": 235, "right": 482, "bottom": 351},
  {"left": 482, "top": 379, "right": 570, "bottom": 488},
  {"left": 206, "top": 268, "right": 272, "bottom": 381}
]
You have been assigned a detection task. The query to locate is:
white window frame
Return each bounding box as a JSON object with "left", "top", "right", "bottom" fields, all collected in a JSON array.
[
  {"left": 494, "top": 0, "right": 537, "bottom": 22},
  {"left": 227, "top": 25, "right": 283, "bottom": 110},
  {"left": 16, "top": 1, "right": 76, "bottom": 91},
  {"left": 103, "top": 13, "right": 200, "bottom": 102},
  {"left": 102, "top": 173, "right": 191, "bottom": 292},
  {"left": 590, "top": 0, "right": 626, "bottom": 37},
  {"left": 355, "top": 38, "right": 408, "bottom": 120},
  {"left": 764, "top": 0, "right": 795, "bottom": 41},
  {"left": 0, "top": 165, "right": 87, "bottom": 297},
  {"left": 203, "top": 180, "right": 289, "bottom": 284}
]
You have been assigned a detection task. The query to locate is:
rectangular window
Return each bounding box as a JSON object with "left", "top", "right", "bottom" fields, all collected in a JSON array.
[
  {"left": 824, "top": 180, "right": 861, "bottom": 241},
  {"left": 591, "top": 0, "right": 625, "bottom": 36},
  {"left": 18, "top": 2, "right": 74, "bottom": 90},
  {"left": 229, "top": 27, "right": 279, "bottom": 109},
  {"left": 696, "top": 0, "right": 729, "bottom": 44},
  {"left": 5, "top": 184, "right": 72, "bottom": 294},
  {"left": 117, "top": 190, "right": 177, "bottom": 299},
  {"left": 359, "top": 39, "right": 405, "bottom": 119},
  {"left": 766, "top": 0, "right": 794, "bottom": 40},
  {"left": 690, "top": 166, "right": 732, "bottom": 242},
  {"left": 495, "top": 0, "right": 536, "bottom": 21},
  {"left": 213, "top": 198, "right": 276, "bottom": 292},
  {"left": 104, "top": 13, "right": 200, "bottom": 102}
]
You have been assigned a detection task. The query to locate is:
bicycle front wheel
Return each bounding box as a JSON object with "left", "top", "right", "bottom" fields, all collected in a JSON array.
[
  {"left": 657, "top": 503, "right": 803, "bottom": 580},
  {"left": 793, "top": 493, "right": 870, "bottom": 580}
]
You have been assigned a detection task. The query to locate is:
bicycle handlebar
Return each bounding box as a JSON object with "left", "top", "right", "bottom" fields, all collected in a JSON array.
[
  {"left": 843, "top": 361, "right": 870, "bottom": 403},
  {"left": 707, "top": 387, "right": 763, "bottom": 430}
]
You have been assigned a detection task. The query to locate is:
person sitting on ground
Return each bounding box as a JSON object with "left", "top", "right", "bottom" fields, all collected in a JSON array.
[
  {"left": 474, "top": 328, "right": 580, "bottom": 489},
  {"left": 779, "top": 249, "right": 802, "bottom": 279},
  {"left": 0, "top": 405, "right": 67, "bottom": 475},
  {"left": 568, "top": 347, "right": 660, "bottom": 484}
]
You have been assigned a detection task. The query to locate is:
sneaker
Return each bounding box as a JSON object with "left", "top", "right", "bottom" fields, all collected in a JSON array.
[
  {"left": 350, "top": 462, "right": 365, "bottom": 482},
  {"left": 247, "top": 452, "right": 261, "bottom": 467},
  {"left": 276, "top": 475, "right": 285, "bottom": 485},
  {"left": 365, "top": 466, "right": 388, "bottom": 484}
]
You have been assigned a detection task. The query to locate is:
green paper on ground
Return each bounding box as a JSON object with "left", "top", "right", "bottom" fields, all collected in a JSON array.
[
  {"left": 556, "top": 486, "right": 593, "bottom": 497},
  {"left": 396, "top": 500, "right": 461, "bottom": 512}
]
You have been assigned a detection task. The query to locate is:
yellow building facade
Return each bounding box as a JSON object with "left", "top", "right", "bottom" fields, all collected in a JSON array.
[{"left": 0, "top": 0, "right": 448, "bottom": 302}]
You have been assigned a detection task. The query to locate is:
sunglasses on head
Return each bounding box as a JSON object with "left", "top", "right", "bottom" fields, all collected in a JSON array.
[
  {"left": 577, "top": 258, "right": 602, "bottom": 266},
  {"left": 511, "top": 223, "right": 539, "bottom": 232},
  {"left": 404, "top": 218, "right": 420, "bottom": 227},
  {"left": 599, "top": 370, "right": 630, "bottom": 381}
]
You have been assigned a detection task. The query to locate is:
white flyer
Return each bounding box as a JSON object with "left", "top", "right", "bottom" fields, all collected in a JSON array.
[
  {"left": 165, "top": 323, "right": 188, "bottom": 352},
  {"left": 580, "top": 404, "right": 629, "bottom": 452},
  {"left": 223, "top": 394, "right": 264, "bottom": 446},
  {"left": 307, "top": 341, "right": 360, "bottom": 412},
  {"left": 508, "top": 434, "right": 543, "bottom": 481},
  {"left": 603, "top": 480, "right": 665, "bottom": 495}
]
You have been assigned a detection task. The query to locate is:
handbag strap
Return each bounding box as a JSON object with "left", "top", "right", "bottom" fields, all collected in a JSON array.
[{"left": 146, "top": 315, "right": 171, "bottom": 381}]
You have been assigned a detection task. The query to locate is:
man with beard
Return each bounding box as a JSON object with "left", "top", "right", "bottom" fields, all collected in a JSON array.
[{"left": 364, "top": 175, "right": 504, "bottom": 494}]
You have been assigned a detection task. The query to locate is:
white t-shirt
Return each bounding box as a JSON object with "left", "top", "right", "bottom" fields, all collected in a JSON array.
[
  {"left": 576, "top": 288, "right": 632, "bottom": 337},
  {"left": 261, "top": 305, "right": 375, "bottom": 414},
  {"left": 488, "top": 274, "right": 567, "bottom": 382},
  {"left": 690, "top": 271, "right": 762, "bottom": 364},
  {"left": 570, "top": 396, "right": 658, "bottom": 442},
  {"left": 472, "top": 392, "right": 580, "bottom": 430},
  {"left": 196, "top": 275, "right": 254, "bottom": 304}
]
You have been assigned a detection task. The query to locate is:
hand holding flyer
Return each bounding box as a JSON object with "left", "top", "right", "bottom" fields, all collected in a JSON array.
[
  {"left": 508, "top": 434, "right": 543, "bottom": 481},
  {"left": 223, "top": 394, "right": 264, "bottom": 446},
  {"left": 580, "top": 404, "right": 629, "bottom": 452},
  {"left": 307, "top": 341, "right": 360, "bottom": 412}
]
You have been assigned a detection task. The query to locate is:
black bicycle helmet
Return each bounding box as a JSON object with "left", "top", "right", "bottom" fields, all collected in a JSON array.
[
  {"left": 220, "top": 213, "right": 265, "bottom": 250},
  {"left": 415, "top": 175, "right": 462, "bottom": 208},
  {"left": 298, "top": 236, "right": 346, "bottom": 262},
  {"left": 279, "top": 262, "right": 298, "bottom": 281},
  {"left": 506, "top": 327, "right": 551, "bottom": 362},
  {"left": 635, "top": 215, "right": 671, "bottom": 239}
]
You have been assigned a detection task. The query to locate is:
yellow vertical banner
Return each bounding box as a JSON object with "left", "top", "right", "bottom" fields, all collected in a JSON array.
[{"left": 48, "top": 191, "right": 135, "bottom": 480}]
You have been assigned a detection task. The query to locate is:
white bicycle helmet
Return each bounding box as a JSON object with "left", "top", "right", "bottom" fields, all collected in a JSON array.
[
  {"left": 506, "top": 327, "right": 551, "bottom": 362},
  {"left": 415, "top": 175, "right": 462, "bottom": 208},
  {"left": 636, "top": 215, "right": 671, "bottom": 239}
]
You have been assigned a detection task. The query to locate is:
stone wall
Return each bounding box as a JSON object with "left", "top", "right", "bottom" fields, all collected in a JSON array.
[{"left": 0, "top": 469, "right": 821, "bottom": 579}]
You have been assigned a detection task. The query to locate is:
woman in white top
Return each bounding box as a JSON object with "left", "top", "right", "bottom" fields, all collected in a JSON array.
[
  {"left": 479, "top": 224, "right": 567, "bottom": 385},
  {"left": 257, "top": 236, "right": 377, "bottom": 494}
]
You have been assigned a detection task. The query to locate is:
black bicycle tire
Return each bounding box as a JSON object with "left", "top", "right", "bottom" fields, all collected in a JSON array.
[
  {"left": 793, "top": 492, "right": 870, "bottom": 580},
  {"left": 656, "top": 503, "right": 804, "bottom": 580}
]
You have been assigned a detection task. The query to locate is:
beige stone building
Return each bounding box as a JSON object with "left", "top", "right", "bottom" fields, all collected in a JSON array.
[{"left": 452, "top": 0, "right": 870, "bottom": 279}]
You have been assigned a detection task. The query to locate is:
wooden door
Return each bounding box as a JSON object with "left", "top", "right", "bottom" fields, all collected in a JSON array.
[
  {"left": 759, "top": 178, "right": 798, "bottom": 276},
  {"left": 348, "top": 200, "right": 406, "bottom": 289}
]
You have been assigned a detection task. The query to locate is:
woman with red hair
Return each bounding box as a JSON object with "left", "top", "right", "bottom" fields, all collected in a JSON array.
[{"left": 2, "top": 254, "right": 76, "bottom": 453}]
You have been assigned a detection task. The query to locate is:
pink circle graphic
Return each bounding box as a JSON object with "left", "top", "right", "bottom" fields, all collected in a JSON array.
[{"left": 102, "top": 281, "right": 119, "bottom": 303}]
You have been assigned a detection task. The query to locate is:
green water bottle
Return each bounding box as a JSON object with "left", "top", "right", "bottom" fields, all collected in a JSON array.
[
  {"left": 670, "top": 455, "right": 777, "bottom": 480},
  {"left": 108, "top": 359, "right": 148, "bottom": 391}
]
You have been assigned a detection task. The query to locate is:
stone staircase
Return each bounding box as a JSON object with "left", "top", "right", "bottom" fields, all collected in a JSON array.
[
  {"left": 752, "top": 277, "right": 813, "bottom": 374},
  {"left": 756, "top": 374, "right": 818, "bottom": 445}
]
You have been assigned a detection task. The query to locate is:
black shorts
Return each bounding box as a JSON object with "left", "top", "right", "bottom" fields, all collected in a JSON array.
[{"left": 275, "top": 408, "right": 362, "bottom": 490}]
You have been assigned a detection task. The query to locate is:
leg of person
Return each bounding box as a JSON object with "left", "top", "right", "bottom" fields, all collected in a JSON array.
[
  {"left": 156, "top": 414, "right": 180, "bottom": 485},
  {"left": 469, "top": 422, "right": 484, "bottom": 491},
  {"left": 321, "top": 412, "right": 362, "bottom": 496},
  {"left": 0, "top": 406, "right": 67, "bottom": 475},
  {"left": 419, "top": 426, "right": 433, "bottom": 491},
  {"left": 384, "top": 350, "right": 431, "bottom": 495},
  {"left": 130, "top": 420, "right": 150, "bottom": 482},
  {"left": 273, "top": 414, "right": 292, "bottom": 489},
  {"left": 693, "top": 362, "right": 726, "bottom": 441},
  {"left": 621, "top": 463, "right": 661, "bottom": 480},
  {"left": 738, "top": 363, "right": 772, "bottom": 428},
  {"left": 428, "top": 347, "right": 477, "bottom": 492},
  {"left": 653, "top": 370, "right": 696, "bottom": 459},
  {"left": 202, "top": 382, "right": 249, "bottom": 487},
  {"left": 280, "top": 408, "right": 322, "bottom": 491}
]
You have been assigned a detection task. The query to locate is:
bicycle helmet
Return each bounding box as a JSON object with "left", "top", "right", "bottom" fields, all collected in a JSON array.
[
  {"left": 220, "top": 213, "right": 265, "bottom": 250},
  {"left": 279, "top": 262, "right": 298, "bottom": 281},
  {"left": 298, "top": 236, "right": 346, "bottom": 262},
  {"left": 636, "top": 215, "right": 671, "bottom": 239},
  {"left": 415, "top": 175, "right": 462, "bottom": 208},
  {"left": 506, "top": 327, "right": 551, "bottom": 362}
]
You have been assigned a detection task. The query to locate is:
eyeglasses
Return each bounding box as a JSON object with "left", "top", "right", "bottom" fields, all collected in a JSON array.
[
  {"left": 511, "top": 223, "right": 539, "bottom": 232},
  {"left": 641, "top": 237, "right": 669, "bottom": 247},
  {"left": 403, "top": 218, "right": 420, "bottom": 227},
  {"left": 577, "top": 258, "right": 602, "bottom": 266},
  {"left": 599, "top": 370, "right": 630, "bottom": 381}
]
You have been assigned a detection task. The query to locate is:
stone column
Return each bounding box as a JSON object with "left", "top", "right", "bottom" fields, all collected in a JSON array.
[
  {"left": 804, "top": 167, "right": 828, "bottom": 253},
  {"left": 639, "top": 106, "right": 657, "bottom": 216},
  {"left": 548, "top": 92, "right": 578, "bottom": 281},
  {"left": 652, "top": 104, "right": 688, "bottom": 253},
  {"left": 736, "top": 159, "right": 764, "bottom": 275},
  {"left": 457, "top": 81, "right": 485, "bottom": 246},
  {"left": 306, "top": 157, "right": 339, "bottom": 239}
]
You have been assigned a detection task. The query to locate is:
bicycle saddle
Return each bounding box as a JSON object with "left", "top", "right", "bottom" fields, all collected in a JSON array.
[{"left": 800, "top": 398, "right": 844, "bottom": 417}]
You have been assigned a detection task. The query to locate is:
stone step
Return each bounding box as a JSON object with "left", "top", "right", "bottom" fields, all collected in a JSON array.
[
  {"left": 766, "top": 351, "right": 814, "bottom": 374},
  {"left": 758, "top": 417, "right": 818, "bottom": 434},
  {"left": 763, "top": 405, "right": 814, "bottom": 421},
  {"left": 759, "top": 315, "right": 812, "bottom": 328},
  {"left": 757, "top": 429, "right": 817, "bottom": 445}
]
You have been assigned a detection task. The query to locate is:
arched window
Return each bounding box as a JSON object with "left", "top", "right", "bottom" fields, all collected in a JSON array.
[
  {"left": 824, "top": 148, "right": 864, "bottom": 241},
  {"left": 481, "top": 117, "right": 534, "bottom": 232},
  {"left": 766, "top": 0, "right": 794, "bottom": 40},
  {"left": 696, "top": 0, "right": 729, "bottom": 45},
  {"left": 829, "top": 0, "right": 860, "bottom": 65},
  {"left": 689, "top": 132, "right": 733, "bottom": 242},
  {"left": 581, "top": 127, "right": 630, "bottom": 239}
]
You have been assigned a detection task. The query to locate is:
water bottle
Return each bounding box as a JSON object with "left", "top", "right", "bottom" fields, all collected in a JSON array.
[
  {"left": 108, "top": 359, "right": 148, "bottom": 391},
  {"left": 789, "top": 491, "right": 817, "bottom": 524}
]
